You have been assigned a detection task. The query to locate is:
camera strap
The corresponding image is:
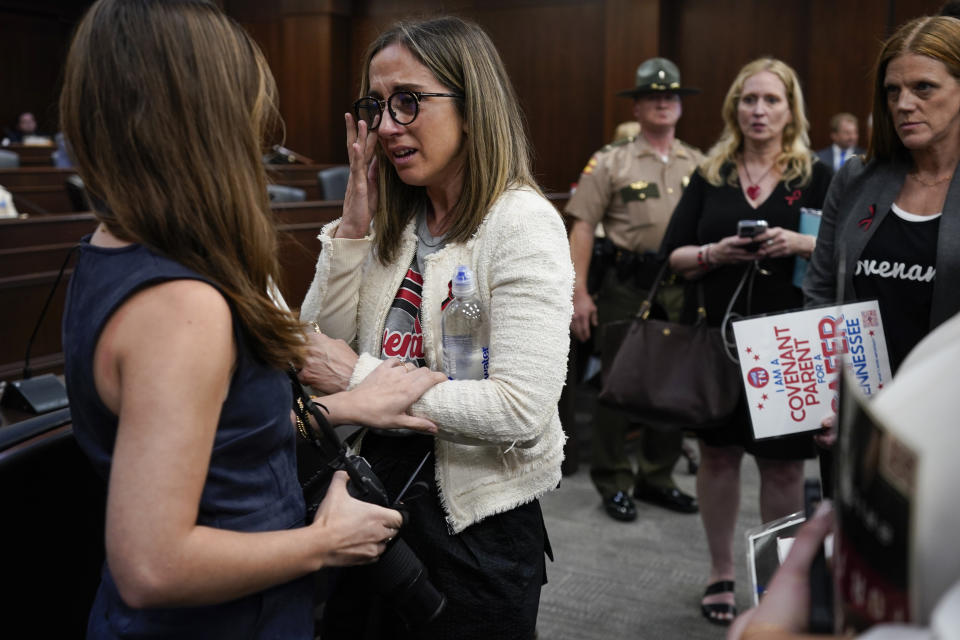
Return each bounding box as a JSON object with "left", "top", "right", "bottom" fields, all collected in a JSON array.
[{"left": 287, "top": 367, "right": 343, "bottom": 463}]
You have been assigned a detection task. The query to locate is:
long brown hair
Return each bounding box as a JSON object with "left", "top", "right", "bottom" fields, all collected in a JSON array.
[
  {"left": 60, "top": 0, "right": 304, "bottom": 368},
  {"left": 701, "top": 58, "right": 814, "bottom": 189},
  {"left": 359, "top": 16, "right": 541, "bottom": 265},
  {"left": 869, "top": 16, "right": 960, "bottom": 164}
]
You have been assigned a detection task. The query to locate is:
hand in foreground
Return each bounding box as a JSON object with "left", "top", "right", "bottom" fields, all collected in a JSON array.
[
  {"left": 310, "top": 471, "right": 402, "bottom": 567},
  {"left": 814, "top": 414, "right": 837, "bottom": 449},
  {"left": 728, "top": 501, "right": 835, "bottom": 639},
  {"left": 298, "top": 329, "right": 359, "bottom": 394},
  {"left": 337, "top": 113, "right": 379, "bottom": 239},
  {"left": 344, "top": 359, "right": 447, "bottom": 433},
  {"left": 571, "top": 287, "right": 598, "bottom": 342}
]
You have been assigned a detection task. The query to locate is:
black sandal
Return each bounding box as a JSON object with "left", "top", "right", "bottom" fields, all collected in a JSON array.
[{"left": 701, "top": 580, "right": 736, "bottom": 626}]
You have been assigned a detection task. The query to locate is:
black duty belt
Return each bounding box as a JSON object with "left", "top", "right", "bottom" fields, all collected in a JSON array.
[{"left": 589, "top": 237, "right": 673, "bottom": 292}]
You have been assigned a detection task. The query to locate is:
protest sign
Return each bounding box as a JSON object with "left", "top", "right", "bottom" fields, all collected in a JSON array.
[{"left": 731, "top": 300, "right": 892, "bottom": 439}]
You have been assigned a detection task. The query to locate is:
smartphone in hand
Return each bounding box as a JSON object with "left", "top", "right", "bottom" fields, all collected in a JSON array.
[{"left": 738, "top": 219, "right": 768, "bottom": 252}]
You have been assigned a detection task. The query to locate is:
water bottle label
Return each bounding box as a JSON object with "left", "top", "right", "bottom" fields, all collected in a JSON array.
[{"left": 442, "top": 336, "right": 489, "bottom": 380}]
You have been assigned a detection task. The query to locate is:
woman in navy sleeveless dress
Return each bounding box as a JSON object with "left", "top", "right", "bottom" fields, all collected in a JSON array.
[{"left": 59, "top": 2, "right": 444, "bottom": 637}]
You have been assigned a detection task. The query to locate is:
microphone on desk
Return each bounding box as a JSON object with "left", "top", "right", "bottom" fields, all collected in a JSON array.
[
  {"left": 10, "top": 192, "right": 51, "bottom": 216},
  {"left": 1, "top": 245, "right": 79, "bottom": 414}
]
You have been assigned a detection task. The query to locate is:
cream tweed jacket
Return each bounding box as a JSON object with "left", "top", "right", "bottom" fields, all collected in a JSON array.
[{"left": 300, "top": 186, "right": 573, "bottom": 533}]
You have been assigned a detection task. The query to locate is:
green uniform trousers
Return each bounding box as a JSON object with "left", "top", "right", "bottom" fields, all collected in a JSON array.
[{"left": 590, "top": 267, "right": 684, "bottom": 499}]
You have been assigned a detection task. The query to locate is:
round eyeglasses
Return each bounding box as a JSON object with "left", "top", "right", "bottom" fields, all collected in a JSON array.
[{"left": 353, "top": 90, "right": 463, "bottom": 131}]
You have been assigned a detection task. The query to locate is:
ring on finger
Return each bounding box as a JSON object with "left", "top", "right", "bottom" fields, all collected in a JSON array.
[
  {"left": 765, "top": 239, "right": 774, "bottom": 246},
  {"left": 311, "top": 322, "right": 322, "bottom": 335}
]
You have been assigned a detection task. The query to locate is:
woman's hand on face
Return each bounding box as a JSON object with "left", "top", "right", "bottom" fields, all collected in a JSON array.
[
  {"left": 347, "top": 359, "right": 446, "bottom": 433},
  {"left": 309, "top": 471, "right": 403, "bottom": 567},
  {"left": 337, "top": 113, "right": 380, "bottom": 239},
  {"left": 709, "top": 234, "right": 761, "bottom": 265},
  {"left": 298, "top": 329, "right": 360, "bottom": 394},
  {"left": 755, "top": 226, "right": 813, "bottom": 259}
]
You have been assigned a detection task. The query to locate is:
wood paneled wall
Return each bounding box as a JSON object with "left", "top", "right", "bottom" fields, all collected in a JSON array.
[
  {"left": 664, "top": 0, "right": 947, "bottom": 156},
  {"left": 0, "top": 1, "right": 91, "bottom": 138},
  {"left": 232, "top": 0, "right": 951, "bottom": 191},
  {"left": 0, "top": 0, "right": 952, "bottom": 192}
]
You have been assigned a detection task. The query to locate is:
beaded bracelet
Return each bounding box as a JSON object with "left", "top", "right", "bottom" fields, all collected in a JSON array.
[{"left": 697, "top": 243, "right": 713, "bottom": 271}]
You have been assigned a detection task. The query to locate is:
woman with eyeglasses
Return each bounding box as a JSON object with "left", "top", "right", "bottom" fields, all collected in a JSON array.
[{"left": 299, "top": 15, "right": 573, "bottom": 640}]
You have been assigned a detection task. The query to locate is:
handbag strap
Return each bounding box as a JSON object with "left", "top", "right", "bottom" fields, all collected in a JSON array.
[
  {"left": 634, "top": 259, "right": 669, "bottom": 320},
  {"left": 633, "top": 259, "right": 707, "bottom": 323},
  {"left": 287, "top": 367, "right": 344, "bottom": 462}
]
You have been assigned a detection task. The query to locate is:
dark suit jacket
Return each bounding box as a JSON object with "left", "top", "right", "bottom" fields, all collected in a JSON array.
[
  {"left": 815, "top": 145, "right": 866, "bottom": 172},
  {"left": 803, "top": 156, "right": 960, "bottom": 331}
]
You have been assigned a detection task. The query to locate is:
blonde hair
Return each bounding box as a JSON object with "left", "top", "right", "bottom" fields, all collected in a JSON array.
[
  {"left": 359, "top": 16, "right": 541, "bottom": 264},
  {"left": 612, "top": 121, "right": 641, "bottom": 142},
  {"left": 869, "top": 16, "right": 960, "bottom": 163},
  {"left": 60, "top": 0, "right": 305, "bottom": 369},
  {"left": 701, "top": 58, "right": 813, "bottom": 189}
]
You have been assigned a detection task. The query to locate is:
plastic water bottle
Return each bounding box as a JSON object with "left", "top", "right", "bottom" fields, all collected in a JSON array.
[{"left": 441, "top": 265, "right": 490, "bottom": 380}]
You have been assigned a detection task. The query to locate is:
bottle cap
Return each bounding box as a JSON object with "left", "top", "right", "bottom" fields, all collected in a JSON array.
[{"left": 451, "top": 265, "right": 477, "bottom": 297}]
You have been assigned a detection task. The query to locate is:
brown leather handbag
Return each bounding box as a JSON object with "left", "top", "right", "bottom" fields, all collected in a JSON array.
[{"left": 598, "top": 261, "right": 741, "bottom": 430}]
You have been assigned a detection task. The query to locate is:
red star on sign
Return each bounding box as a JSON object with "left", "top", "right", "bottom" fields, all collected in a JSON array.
[
  {"left": 754, "top": 354, "right": 760, "bottom": 361},
  {"left": 869, "top": 330, "right": 875, "bottom": 336},
  {"left": 757, "top": 403, "right": 764, "bottom": 410},
  {"left": 762, "top": 393, "right": 768, "bottom": 401},
  {"left": 746, "top": 347, "right": 753, "bottom": 354}
]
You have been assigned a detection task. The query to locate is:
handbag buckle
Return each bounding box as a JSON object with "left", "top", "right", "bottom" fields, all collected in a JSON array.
[{"left": 638, "top": 300, "right": 652, "bottom": 320}]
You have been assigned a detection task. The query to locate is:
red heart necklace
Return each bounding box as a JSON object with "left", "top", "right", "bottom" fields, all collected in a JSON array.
[{"left": 741, "top": 160, "right": 775, "bottom": 201}]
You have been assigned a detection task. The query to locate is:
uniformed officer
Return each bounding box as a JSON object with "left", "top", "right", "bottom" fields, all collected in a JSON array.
[{"left": 566, "top": 57, "right": 704, "bottom": 522}]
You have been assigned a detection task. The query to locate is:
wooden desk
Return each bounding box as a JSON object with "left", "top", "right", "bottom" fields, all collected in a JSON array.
[
  {"left": 4, "top": 143, "right": 55, "bottom": 167},
  {"left": 0, "top": 167, "right": 76, "bottom": 188},
  {"left": 0, "top": 201, "right": 342, "bottom": 382},
  {"left": 0, "top": 167, "right": 82, "bottom": 214}
]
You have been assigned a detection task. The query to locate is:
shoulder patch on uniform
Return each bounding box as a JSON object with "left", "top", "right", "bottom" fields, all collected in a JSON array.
[{"left": 581, "top": 155, "right": 599, "bottom": 175}]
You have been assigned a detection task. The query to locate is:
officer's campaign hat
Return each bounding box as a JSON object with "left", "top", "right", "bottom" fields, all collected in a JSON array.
[{"left": 617, "top": 57, "right": 700, "bottom": 97}]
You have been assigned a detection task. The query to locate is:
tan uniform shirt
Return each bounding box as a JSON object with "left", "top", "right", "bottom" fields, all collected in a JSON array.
[{"left": 566, "top": 134, "right": 704, "bottom": 253}]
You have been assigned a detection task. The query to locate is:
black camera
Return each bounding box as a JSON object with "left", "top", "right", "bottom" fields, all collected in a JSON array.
[
  {"left": 340, "top": 453, "right": 447, "bottom": 629},
  {"left": 290, "top": 373, "right": 447, "bottom": 629}
]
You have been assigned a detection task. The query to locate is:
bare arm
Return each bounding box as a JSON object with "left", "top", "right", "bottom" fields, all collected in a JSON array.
[
  {"left": 669, "top": 234, "right": 759, "bottom": 280},
  {"left": 297, "top": 330, "right": 446, "bottom": 433},
  {"left": 97, "top": 280, "right": 402, "bottom": 608},
  {"left": 568, "top": 218, "right": 598, "bottom": 342}
]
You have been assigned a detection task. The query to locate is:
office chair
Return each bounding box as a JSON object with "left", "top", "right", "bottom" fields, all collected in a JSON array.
[
  {"left": 317, "top": 165, "right": 349, "bottom": 201},
  {"left": 0, "top": 149, "right": 20, "bottom": 168},
  {"left": 0, "top": 408, "right": 105, "bottom": 636},
  {"left": 267, "top": 184, "right": 307, "bottom": 203}
]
